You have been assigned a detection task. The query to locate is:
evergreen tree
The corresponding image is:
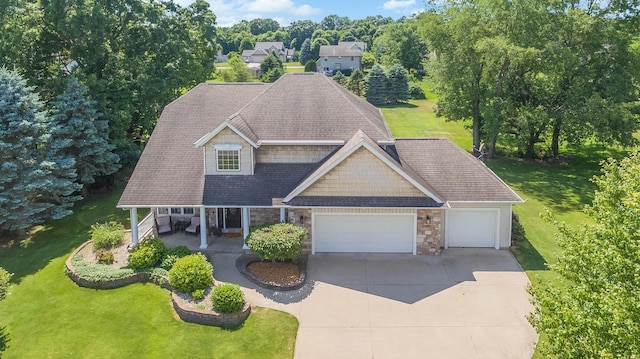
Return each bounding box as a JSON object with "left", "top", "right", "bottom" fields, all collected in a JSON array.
[
  {"left": 299, "top": 38, "right": 313, "bottom": 65},
  {"left": 0, "top": 68, "right": 81, "bottom": 235},
  {"left": 364, "top": 64, "right": 388, "bottom": 106},
  {"left": 50, "top": 77, "right": 120, "bottom": 192},
  {"left": 332, "top": 71, "right": 347, "bottom": 86},
  {"left": 347, "top": 69, "right": 366, "bottom": 96},
  {"left": 304, "top": 60, "right": 317, "bottom": 72},
  {"left": 260, "top": 53, "right": 284, "bottom": 82},
  {"left": 387, "top": 64, "right": 410, "bottom": 103}
]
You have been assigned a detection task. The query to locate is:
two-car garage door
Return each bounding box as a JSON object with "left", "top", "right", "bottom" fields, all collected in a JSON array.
[{"left": 313, "top": 213, "right": 415, "bottom": 253}]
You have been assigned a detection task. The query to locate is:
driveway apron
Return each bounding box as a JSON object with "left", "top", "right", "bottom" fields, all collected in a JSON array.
[{"left": 210, "top": 249, "right": 537, "bottom": 359}]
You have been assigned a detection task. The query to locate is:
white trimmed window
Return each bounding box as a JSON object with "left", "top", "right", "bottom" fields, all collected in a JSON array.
[
  {"left": 157, "top": 207, "right": 195, "bottom": 216},
  {"left": 215, "top": 144, "right": 242, "bottom": 171}
]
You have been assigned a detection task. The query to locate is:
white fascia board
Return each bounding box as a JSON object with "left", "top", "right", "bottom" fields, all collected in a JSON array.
[
  {"left": 446, "top": 200, "right": 526, "bottom": 205},
  {"left": 377, "top": 140, "right": 396, "bottom": 145},
  {"left": 258, "top": 140, "right": 345, "bottom": 146}
]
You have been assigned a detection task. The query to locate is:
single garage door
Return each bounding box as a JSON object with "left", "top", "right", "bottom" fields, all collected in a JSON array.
[
  {"left": 446, "top": 209, "right": 499, "bottom": 248},
  {"left": 313, "top": 213, "right": 415, "bottom": 253}
]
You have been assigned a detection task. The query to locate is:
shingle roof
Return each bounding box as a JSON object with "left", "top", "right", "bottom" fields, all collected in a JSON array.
[
  {"left": 318, "top": 45, "right": 363, "bottom": 57},
  {"left": 232, "top": 73, "right": 392, "bottom": 142},
  {"left": 394, "top": 139, "right": 523, "bottom": 202},
  {"left": 202, "top": 163, "right": 319, "bottom": 206},
  {"left": 117, "top": 83, "right": 268, "bottom": 207}
]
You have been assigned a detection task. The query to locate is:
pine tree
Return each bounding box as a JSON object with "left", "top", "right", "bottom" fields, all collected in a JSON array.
[
  {"left": 0, "top": 68, "right": 81, "bottom": 235},
  {"left": 332, "top": 71, "right": 346, "bottom": 86},
  {"left": 347, "top": 69, "right": 365, "bottom": 96},
  {"left": 387, "top": 64, "right": 410, "bottom": 103},
  {"left": 299, "top": 38, "right": 313, "bottom": 65},
  {"left": 364, "top": 64, "right": 388, "bottom": 106},
  {"left": 50, "top": 77, "right": 120, "bottom": 191}
]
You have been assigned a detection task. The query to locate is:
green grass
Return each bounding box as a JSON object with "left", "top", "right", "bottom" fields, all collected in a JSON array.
[{"left": 0, "top": 190, "right": 298, "bottom": 359}]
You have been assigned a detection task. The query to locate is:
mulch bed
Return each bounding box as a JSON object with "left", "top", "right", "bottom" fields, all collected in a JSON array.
[
  {"left": 246, "top": 261, "right": 300, "bottom": 285},
  {"left": 236, "top": 253, "right": 307, "bottom": 291}
]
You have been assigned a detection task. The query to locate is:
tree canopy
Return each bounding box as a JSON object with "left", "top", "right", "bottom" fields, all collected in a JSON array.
[{"left": 532, "top": 152, "right": 640, "bottom": 357}]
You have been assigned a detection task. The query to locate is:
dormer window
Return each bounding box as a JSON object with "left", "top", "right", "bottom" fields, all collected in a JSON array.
[{"left": 215, "top": 144, "right": 242, "bottom": 171}]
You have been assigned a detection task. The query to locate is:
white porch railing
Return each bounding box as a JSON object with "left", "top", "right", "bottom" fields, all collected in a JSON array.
[{"left": 137, "top": 212, "right": 155, "bottom": 242}]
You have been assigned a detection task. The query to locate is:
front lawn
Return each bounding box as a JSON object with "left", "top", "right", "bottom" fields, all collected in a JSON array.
[{"left": 0, "top": 190, "right": 298, "bottom": 359}]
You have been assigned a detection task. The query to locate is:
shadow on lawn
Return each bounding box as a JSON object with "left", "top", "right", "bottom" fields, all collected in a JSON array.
[
  {"left": 0, "top": 188, "right": 130, "bottom": 283},
  {"left": 488, "top": 145, "right": 631, "bottom": 214},
  {"left": 510, "top": 214, "right": 547, "bottom": 271}
]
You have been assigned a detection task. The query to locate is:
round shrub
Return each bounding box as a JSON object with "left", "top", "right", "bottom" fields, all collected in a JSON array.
[
  {"left": 95, "top": 249, "right": 114, "bottom": 264},
  {"left": 160, "top": 246, "right": 192, "bottom": 271},
  {"left": 168, "top": 253, "right": 213, "bottom": 293},
  {"left": 246, "top": 222, "right": 307, "bottom": 262},
  {"left": 211, "top": 283, "right": 245, "bottom": 313},
  {"left": 90, "top": 221, "right": 125, "bottom": 249},
  {"left": 128, "top": 236, "right": 166, "bottom": 269},
  {"left": 408, "top": 82, "right": 426, "bottom": 100}
]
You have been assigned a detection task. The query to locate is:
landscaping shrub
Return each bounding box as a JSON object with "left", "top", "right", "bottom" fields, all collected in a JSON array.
[
  {"left": 168, "top": 253, "right": 213, "bottom": 294},
  {"left": 0, "top": 267, "right": 13, "bottom": 301},
  {"left": 90, "top": 221, "right": 125, "bottom": 249},
  {"left": 128, "top": 236, "right": 166, "bottom": 269},
  {"left": 211, "top": 283, "right": 245, "bottom": 313},
  {"left": 71, "top": 255, "right": 135, "bottom": 282},
  {"left": 246, "top": 222, "right": 306, "bottom": 262},
  {"left": 160, "top": 246, "right": 192, "bottom": 271},
  {"left": 95, "top": 249, "right": 114, "bottom": 264},
  {"left": 408, "top": 82, "right": 426, "bottom": 99},
  {"left": 192, "top": 288, "right": 205, "bottom": 300}
]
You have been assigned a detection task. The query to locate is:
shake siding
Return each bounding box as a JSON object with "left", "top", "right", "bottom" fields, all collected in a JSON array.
[
  {"left": 300, "top": 147, "right": 424, "bottom": 197},
  {"left": 204, "top": 127, "right": 253, "bottom": 175},
  {"left": 255, "top": 145, "right": 338, "bottom": 163}
]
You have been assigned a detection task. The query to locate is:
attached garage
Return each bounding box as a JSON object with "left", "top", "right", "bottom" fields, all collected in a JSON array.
[
  {"left": 446, "top": 208, "right": 500, "bottom": 248},
  {"left": 313, "top": 213, "right": 416, "bottom": 254}
]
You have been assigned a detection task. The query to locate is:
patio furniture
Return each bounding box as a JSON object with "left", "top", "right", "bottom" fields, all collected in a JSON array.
[
  {"left": 156, "top": 216, "right": 172, "bottom": 235},
  {"left": 185, "top": 217, "right": 200, "bottom": 235}
]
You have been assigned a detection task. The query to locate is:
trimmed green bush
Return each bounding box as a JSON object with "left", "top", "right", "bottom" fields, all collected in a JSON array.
[
  {"left": 168, "top": 253, "right": 213, "bottom": 294},
  {"left": 246, "top": 222, "right": 306, "bottom": 262},
  {"left": 160, "top": 246, "right": 192, "bottom": 271},
  {"left": 192, "top": 288, "right": 205, "bottom": 300},
  {"left": 95, "top": 249, "right": 114, "bottom": 264},
  {"left": 408, "top": 82, "right": 426, "bottom": 99},
  {"left": 128, "top": 236, "right": 166, "bottom": 269},
  {"left": 0, "top": 267, "right": 13, "bottom": 301},
  {"left": 71, "top": 254, "right": 135, "bottom": 282},
  {"left": 90, "top": 221, "right": 125, "bottom": 249},
  {"left": 211, "top": 283, "right": 245, "bottom": 313}
]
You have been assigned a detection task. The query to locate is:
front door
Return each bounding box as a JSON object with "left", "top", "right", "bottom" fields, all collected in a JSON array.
[{"left": 218, "top": 208, "right": 242, "bottom": 230}]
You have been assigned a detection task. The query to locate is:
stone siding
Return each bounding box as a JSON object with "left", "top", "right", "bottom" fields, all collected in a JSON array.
[
  {"left": 416, "top": 209, "right": 443, "bottom": 255},
  {"left": 255, "top": 145, "right": 338, "bottom": 163},
  {"left": 293, "top": 208, "right": 312, "bottom": 254},
  {"left": 301, "top": 147, "right": 424, "bottom": 197},
  {"left": 250, "top": 208, "right": 282, "bottom": 227},
  {"left": 204, "top": 127, "right": 253, "bottom": 175}
]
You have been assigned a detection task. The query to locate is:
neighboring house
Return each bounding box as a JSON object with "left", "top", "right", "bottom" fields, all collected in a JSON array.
[
  {"left": 241, "top": 42, "right": 292, "bottom": 63},
  {"left": 316, "top": 41, "right": 367, "bottom": 75},
  {"left": 118, "top": 73, "right": 523, "bottom": 254}
]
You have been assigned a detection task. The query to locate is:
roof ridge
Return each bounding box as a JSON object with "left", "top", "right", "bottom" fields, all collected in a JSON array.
[
  {"left": 222, "top": 80, "right": 278, "bottom": 138},
  {"left": 327, "top": 77, "right": 391, "bottom": 141}
]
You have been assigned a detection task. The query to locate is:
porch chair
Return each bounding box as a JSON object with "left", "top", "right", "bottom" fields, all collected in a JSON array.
[
  {"left": 156, "top": 216, "right": 172, "bottom": 235},
  {"left": 185, "top": 216, "right": 200, "bottom": 236}
]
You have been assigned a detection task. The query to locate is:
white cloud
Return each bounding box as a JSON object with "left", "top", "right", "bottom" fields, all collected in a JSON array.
[
  {"left": 293, "top": 4, "right": 322, "bottom": 16},
  {"left": 382, "top": 0, "right": 416, "bottom": 10}
]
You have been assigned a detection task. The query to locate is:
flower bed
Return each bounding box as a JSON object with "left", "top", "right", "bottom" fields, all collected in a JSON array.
[
  {"left": 66, "top": 240, "right": 250, "bottom": 328},
  {"left": 235, "top": 253, "right": 307, "bottom": 291}
]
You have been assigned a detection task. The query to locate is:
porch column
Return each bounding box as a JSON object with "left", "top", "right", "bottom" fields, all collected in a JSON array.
[
  {"left": 280, "top": 208, "right": 286, "bottom": 222},
  {"left": 130, "top": 208, "right": 139, "bottom": 246},
  {"left": 199, "top": 207, "right": 208, "bottom": 249},
  {"left": 242, "top": 207, "right": 250, "bottom": 249}
]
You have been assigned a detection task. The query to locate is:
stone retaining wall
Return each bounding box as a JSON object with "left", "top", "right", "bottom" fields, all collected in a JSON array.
[
  {"left": 66, "top": 240, "right": 251, "bottom": 328},
  {"left": 171, "top": 293, "right": 251, "bottom": 328}
]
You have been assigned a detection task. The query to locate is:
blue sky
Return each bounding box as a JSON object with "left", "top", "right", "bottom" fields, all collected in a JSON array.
[{"left": 174, "top": 0, "right": 425, "bottom": 27}]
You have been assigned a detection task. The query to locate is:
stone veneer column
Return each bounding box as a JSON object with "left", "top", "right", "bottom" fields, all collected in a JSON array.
[
  {"left": 293, "top": 208, "right": 312, "bottom": 254},
  {"left": 416, "top": 209, "right": 443, "bottom": 255}
]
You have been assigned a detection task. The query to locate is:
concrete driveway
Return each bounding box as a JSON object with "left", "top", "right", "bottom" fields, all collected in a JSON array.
[{"left": 211, "top": 249, "right": 537, "bottom": 359}]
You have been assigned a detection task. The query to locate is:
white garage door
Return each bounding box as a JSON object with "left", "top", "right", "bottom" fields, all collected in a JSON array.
[
  {"left": 446, "top": 209, "right": 499, "bottom": 248},
  {"left": 313, "top": 214, "right": 415, "bottom": 253}
]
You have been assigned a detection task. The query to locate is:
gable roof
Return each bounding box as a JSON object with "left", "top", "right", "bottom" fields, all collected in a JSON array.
[
  {"left": 319, "top": 45, "right": 363, "bottom": 57},
  {"left": 117, "top": 83, "right": 267, "bottom": 207},
  {"left": 284, "top": 130, "right": 443, "bottom": 203},
  {"left": 394, "top": 139, "right": 524, "bottom": 203}
]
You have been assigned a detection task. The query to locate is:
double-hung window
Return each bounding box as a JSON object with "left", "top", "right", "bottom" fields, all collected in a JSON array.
[{"left": 215, "top": 144, "right": 242, "bottom": 172}]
